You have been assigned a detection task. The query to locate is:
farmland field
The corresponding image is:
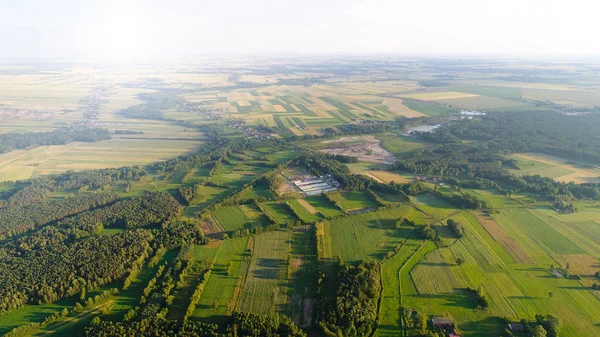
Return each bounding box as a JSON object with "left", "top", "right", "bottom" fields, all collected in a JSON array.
[
  {"left": 2, "top": 58, "right": 600, "bottom": 337},
  {"left": 324, "top": 206, "right": 412, "bottom": 263},
  {"left": 327, "top": 191, "right": 379, "bottom": 211},
  {"left": 508, "top": 153, "right": 600, "bottom": 183},
  {"left": 237, "top": 230, "right": 292, "bottom": 313},
  {"left": 192, "top": 237, "right": 250, "bottom": 323},
  {"left": 0, "top": 138, "right": 203, "bottom": 182}
]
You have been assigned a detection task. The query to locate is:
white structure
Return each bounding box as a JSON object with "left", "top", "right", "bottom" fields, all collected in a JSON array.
[{"left": 293, "top": 175, "right": 339, "bottom": 196}]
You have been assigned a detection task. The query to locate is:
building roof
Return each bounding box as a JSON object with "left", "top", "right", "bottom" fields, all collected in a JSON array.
[
  {"left": 508, "top": 323, "right": 525, "bottom": 331},
  {"left": 431, "top": 317, "right": 453, "bottom": 326}
]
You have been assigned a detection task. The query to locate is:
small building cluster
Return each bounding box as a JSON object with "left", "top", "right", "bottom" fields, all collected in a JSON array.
[
  {"left": 81, "top": 86, "right": 109, "bottom": 119},
  {"left": 460, "top": 110, "right": 486, "bottom": 116},
  {"left": 414, "top": 176, "right": 441, "bottom": 183},
  {"left": 181, "top": 101, "right": 223, "bottom": 119},
  {"left": 432, "top": 317, "right": 460, "bottom": 337},
  {"left": 227, "top": 120, "right": 275, "bottom": 140},
  {"left": 293, "top": 174, "right": 340, "bottom": 196}
]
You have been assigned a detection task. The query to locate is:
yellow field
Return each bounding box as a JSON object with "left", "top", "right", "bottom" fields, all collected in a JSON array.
[
  {"left": 368, "top": 171, "right": 411, "bottom": 183},
  {"left": 361, "top": 172, "right": 385, "bottom": 183},
  {"left": 522, "top": 88, "right": 600, "bottom": 108},
  {"left": 382, "top": 98, "right": 425, "bottom": 117},
  {"left": 511, "top": 153, "right": 600, "bottom": 184},
  {"left": 273, "top": 105, "right": 287, "bottom": 112},
  {"left": 0, "top": 138, "right": 203, "bottom": 182},
  {"left": 401, "top": 91, "right": 479, "bottom": 100}
]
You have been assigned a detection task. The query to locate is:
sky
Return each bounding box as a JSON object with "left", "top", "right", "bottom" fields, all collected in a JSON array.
[{"left": 0, "top": 0, "right": 598, "bottom": 60}]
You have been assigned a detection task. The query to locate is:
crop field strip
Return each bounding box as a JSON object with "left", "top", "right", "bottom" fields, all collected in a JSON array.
[
  {"left": 191, "top": 237, "right": 249, "bottom": 323},
  {"left": 237, "top": 230, "right": 292, "bottom": 313},
  {"left": 286, "top": 225, "right": 318, "bottom": 327}
]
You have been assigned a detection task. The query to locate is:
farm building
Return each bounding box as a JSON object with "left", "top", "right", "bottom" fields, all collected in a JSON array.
[
  {"left": 431, "top": 317, "right": 454, "bottom": 327},
  {"left": 293, "top": 174, "right": 339, "bottom": 196},
  {"left": 508, "top": 323, "right": 524, "bottom": 332}
]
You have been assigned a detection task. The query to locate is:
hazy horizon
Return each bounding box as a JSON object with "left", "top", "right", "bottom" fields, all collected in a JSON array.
[{"left": 2, "top": 0, "right": 599, "bottom": 60}]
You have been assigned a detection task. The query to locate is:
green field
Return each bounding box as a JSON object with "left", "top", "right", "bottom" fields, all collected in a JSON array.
[
  {"left": 410, "top": 193, "right": 459, "bottom": 219},
  {"left": 286, "top": 199, "right": 322, "bottom": 223},
  {"left": 324, "top": 206, "right": 412, "bottom": 263},
  {"left": 328, "top": 191, "right": 379, "bottom": 211},
  {"left": 192, "top": 237, "right": 250, "bottom": 323},
  {"left": 452, "top": 85, "right": 523, "bottom": 100},
  {"left": 401, "top": 99, "right": 456, "bottom": 116},
  {"left": 237, "top": 230, "right": 292, "bottom": 313},
  {"left": 304, "top": 195, "right": 344, "bottom": 218},
  {"left": 260, "top": 201, "right": 297, "bottom": 225}
]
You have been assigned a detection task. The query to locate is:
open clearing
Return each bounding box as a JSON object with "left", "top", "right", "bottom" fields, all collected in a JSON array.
[{"left": 319, "top": 135, "right": 396, "bottom": 164}]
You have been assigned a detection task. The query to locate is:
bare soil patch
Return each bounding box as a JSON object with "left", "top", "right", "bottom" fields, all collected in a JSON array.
[
  {"left": 475, "top": 213, "right": 535, "bottom": 264},
  {"left": 319, "top": 135, "right": 396, "bottom": 164},
  {"left": 296, "top": 199, "right": 318, "bottom": 214}
]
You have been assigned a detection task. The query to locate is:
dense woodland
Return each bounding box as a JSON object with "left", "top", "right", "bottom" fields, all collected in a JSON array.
[
  {"left": 0, "top": 127, "right": 110, "bottom": 153},
  {"left": 316, "top": 261, "right": 381, "bottom": 337},
  {"left": 85, "top": 312, "right": 305, "bottom": 337},
  {"left": 442, "top": 111, "right": 600, "bottom": 164},
  {"left": 394, "top": 143, "right": 600, "bottom": 203}
]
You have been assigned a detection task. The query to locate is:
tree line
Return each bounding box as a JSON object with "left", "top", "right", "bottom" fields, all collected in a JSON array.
[{"left": 0, "top": 127, "right": 110, "bottom": 154}]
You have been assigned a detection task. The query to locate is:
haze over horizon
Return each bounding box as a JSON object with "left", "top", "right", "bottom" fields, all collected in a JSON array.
[{"left": 1, "top": 0, "right": 599, "bottom": 61}]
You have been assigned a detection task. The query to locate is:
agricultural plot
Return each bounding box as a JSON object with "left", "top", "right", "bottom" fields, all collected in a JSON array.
[
  {"left": 452, "top": 85, "right": 523, "bottom": 100},
  {"left": 324, "top": 206, "right": 412, "bottom": 263},
  {"left": 377, "top": 238, "right": 422, "bottom": 337},
  {"left": 303, "top": 195, "right": 344, "bottom": 218},
  {"left": 207, "top": 172, "right": 255, "bottom": 189},
  {"left": 260, "top": 201, "right": 297, "bottom": 225},
  {"left": 411, "top": 249, "right": 466, "bottom": 294},
  {"left": 327, "top": 191, "right": 379, "bottom": 211},
  {"left": 237, "top": 230, "right": 292, "bottom": 313},
  {"left": 410, "top": 193, "right": 459, "bottom": 219},
  {"left": 474, "top": 213, "right": 535, "bottom": 264},
  {"left": 287, "top": 199, "right": 322, "bottom": 223},
  {"left": 434, "top": 95, "right": 528, "bottom": 111},
  {"left": 503, "top": 208, "right": 584, "bottom": 255},
  {"left": 463, "top": 189, "right": 521, "bottom": 208},
  {"left": 369, "top": 171, "right": 411, "bottom": 184},
  {"left": 400, "top": 99, "right": 456, "bottom": 116},
  {"left": 403, "top": 209, "right": 600, "bottom": 337},
  {"left": 192, "top": 237, "right": 250, "bottom": 323},
  {"left": 287, "top": 225, "right": 318, "bottom": 327},
  {"left": 508, "top": 153, "right": 600, "bottom": 184},
  {"left": 401, "top": 91, "right": 480, "bottom": 101},
  {"left": 212, "top": 205, "right": 266, "bottom": 233},
  {"left": 0, "top": 138, "right": 203, "bottom": 182},
  {"left": 522, "top": 87, "right": 600, "bottom": 108},
  {"left": 379, "top": 133, "right": 430, "bottom": 158}
]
